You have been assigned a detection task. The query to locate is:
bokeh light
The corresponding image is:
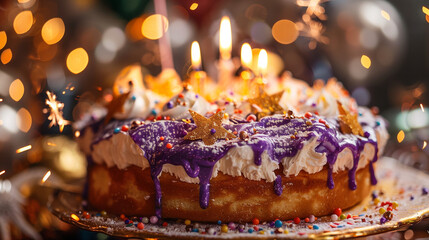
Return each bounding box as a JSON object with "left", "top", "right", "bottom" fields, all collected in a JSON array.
[
  {"left": 381, "top": 10, "right": 390, "bottom": 21},
  {"left": 141, "top": 14, "right": 169, "bottom": 40},
  {"left": 17, "top": 108, "right": 32, "bottom": 133},
  {"left": 125, "top": 16, "right": 145, "bottom": 41},
  {"left": 13, "top": 11, "right": 33, "bottom": 35},
  {"left": 41, "top": 18, "right": 65, "bottom": 45},
  {"left": 360, "top": 55, "right": 371, "bottom": 69},
  {"left": 250, "top": 21, "right": 272, "bottom": 44},
  {"left": 407, "top": 108, "right": 429, "bottom": 128},
  {"left": 9, "top": 79, "right": 24, "bottom": 102},
  {"left": 0, "top": 105, "right": 18, "bottom": 134},
  {"left": 397, "top": 130, "right": 405, "bottom": 143},
  {"left": 101, "top": 27, "right": 126, "bottom": 52},
  {"left": 0, "top": 31, "right": 6, "bottom": 50},
  {"left": 1, "top": 48, "right": 12, "bottom": 64},
  {"left": 190, "top": 3, "right": 198, "bottom": 10},
  {"left": 66, "top": 48, "right": 89, "bottom": 74},
  {"left": 272, "top": 20, "right": 299, "bottom": 44}
]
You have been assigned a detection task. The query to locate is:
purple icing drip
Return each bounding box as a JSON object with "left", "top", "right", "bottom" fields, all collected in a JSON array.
[
  {"left": 274, "top": 175, "right": 283, "bottom": 196},
  {"left": 91, "top": 109, "right": 384, "bottom": 218}
]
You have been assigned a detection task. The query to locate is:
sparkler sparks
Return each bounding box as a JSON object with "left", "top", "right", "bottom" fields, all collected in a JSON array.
[
  {"left": 44, "top": 91, "right": 70, "bottom": 132},
  {"left": 296, "top": 0, "right": 328, "bottom": 20},
  {"left": 41, "top": 170, "right": 51, "bottom": 183},
  {"left": 16, "top": 145, "right": 32, "bottom": 153},
  {"left": 296, "top": 0, "right": 329, "bottom": 48}
]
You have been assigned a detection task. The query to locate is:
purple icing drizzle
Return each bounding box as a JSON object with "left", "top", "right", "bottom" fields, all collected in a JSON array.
[
  {"left": 92, "top": 108, "right": 384, "bottom": 218},
  {"left": 274, "top": 175, "right": 283, "bottom": 196}
]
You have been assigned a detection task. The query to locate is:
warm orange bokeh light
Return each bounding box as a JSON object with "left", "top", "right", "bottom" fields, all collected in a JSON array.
[
  {"left": 190, "top": 3, "right": 198, "bottom": 10},
  {"left": 0, "top": 31, "right": 6, "bottom": 50},
  {"left": 9, "top": 79, "right": 24, "bottom": 102},
  {"left": 272, "top": 20, "right": 299, "bottom": 45},
  {"left": 17, "top": 108, "right": 32, "bottom": 132},
  {"left": 397, "top": 130, "right": 405, "bottom": 143},
  {"left": 66, "top": 48, "right": 89, "bottom": 74},
  {"left": 13, "top": 11, "right": 33, "bottom": 35},
  {"left": 361, "top": 55, "right": 371, "bottom": 69},
  {"left": 41, "top": 18, "right": 65, "bottom": 45},
  {"left": 141, "top": 14, "right": 169, "bottom": 40},
  {"left": 1, "top": 48, "right": 12, "bottom": 64},
  {"left": 126, "top": 17, "right": 145, "bottom": 41}
]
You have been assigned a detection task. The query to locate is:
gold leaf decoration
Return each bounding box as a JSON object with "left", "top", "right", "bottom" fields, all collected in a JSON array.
[
  {"left": 184, "top": 110, "right": 236, "bottom": 145},
  {"left": 337, "top": 101, "right": 364, "bottom": 137}
]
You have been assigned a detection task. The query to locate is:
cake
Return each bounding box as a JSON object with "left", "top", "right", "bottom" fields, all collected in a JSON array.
[{"left": 75, "top": 66, "right": 388, "bottom": 223}]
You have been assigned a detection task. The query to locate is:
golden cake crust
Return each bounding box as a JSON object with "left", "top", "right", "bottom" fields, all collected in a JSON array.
[{"left": 87, "top": 163, "right": 372, "bottom": 222}]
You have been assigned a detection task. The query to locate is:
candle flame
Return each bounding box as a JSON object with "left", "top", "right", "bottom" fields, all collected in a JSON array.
[
  {"left": 191, "top": 41, "right": 201, "bottom": 70},
  {"left": 219, "top": 16, "right": 232, "bottom": 60},
  {"left": 423, "top": 140, "right": 427, "bottom": 150},
  {"left": 241, "top": 43, "right": 252, "bottom": 68},
  {"left": 257, "top": 49, "right": 268, "bottom": 75},
  {"left": 420, "top": 103, "right": 424, "bottom": 112},
  {"left": 75, "top": 130, "right": 80, "bottom": 138},
  {"left": 42, "top": 170, "right": 51, "bottom": 183},
  {"left": 16, "top": 145, "right": 32, "bottom": 153},
  {"left": 0, "top": 170, "right": 5, "bottom": 176}
]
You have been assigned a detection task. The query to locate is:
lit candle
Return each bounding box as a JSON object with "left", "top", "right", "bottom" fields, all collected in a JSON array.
[
  {"left": 190, "top": 41, "right": 206, "bottom": 94},
  {"left": 219, "top": 16, "right": 232, "bottom": 61},
  {"left": 218, "top": 16, "right": 235, "bottom": 88},
  {"left": 240, "top": 43, "right": 254, "bottom": 96},
  {"left": 241, "top": 43, "right": 252, "bottom": 69},
  {"left": 191, "top": 41, "right": 202, "bottom": 70},
  {"left": 257, "top": 49, "right": 268, "bottom": 84}
]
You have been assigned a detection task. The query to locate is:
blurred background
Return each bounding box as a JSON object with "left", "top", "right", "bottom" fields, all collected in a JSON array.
[{"left": 0, "top": 0, "right": 428, "bottom": 239}]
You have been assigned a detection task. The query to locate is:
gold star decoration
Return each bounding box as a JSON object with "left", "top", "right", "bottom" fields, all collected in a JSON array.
[
  {"left": 104, "top": 92, "right": 130, "bottom": 124},
  {"left": 184, "top": 110, "right": 236, "bottom": 145},
  {"left": 247, "top": 88, "right": 284, "bottom": 119},
  {"left": 337, "top": 101, "right": 364, "bottom": 137}
]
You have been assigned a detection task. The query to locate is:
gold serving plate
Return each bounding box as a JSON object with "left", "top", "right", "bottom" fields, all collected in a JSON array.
[{"left": 49, "top": 157, "right": 429, "bottom": 239}]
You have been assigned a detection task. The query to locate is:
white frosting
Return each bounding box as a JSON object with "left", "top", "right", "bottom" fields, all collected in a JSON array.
[
  {"left": 161, "top": 91, "right": 212, "bottom": 120},
  {"left": 87, "top": 119, "right": 388, "bottom": 183},
  {"left": 91, "top": 132, "right": 148, "bottom": 170},
  {"left": 114, "top": 90, "right": 157, "bottom": 120}
]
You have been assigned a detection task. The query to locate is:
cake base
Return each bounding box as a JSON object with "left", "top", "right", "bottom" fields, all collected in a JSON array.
[{"left": 88, "top": 163, "right": 372, "bottom": 222}]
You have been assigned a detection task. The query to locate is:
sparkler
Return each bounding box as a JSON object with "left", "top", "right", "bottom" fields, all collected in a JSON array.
[
  {"left": 296, "top": 0, "right": 329, "bottom": 48},
  {"left": 16, "top": 145, "right": 32, "bottom": 153},
  {"left": 41, "top": 170, "right": 51, "bottom": 183},
  {"left": 296, "top": 0, "right": 328, "bottom": 20},
  {"left": 44, "top": 91, "right": 70, "bottom": 132}
]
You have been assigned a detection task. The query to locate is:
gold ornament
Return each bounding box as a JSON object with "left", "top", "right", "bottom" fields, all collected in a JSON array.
[
  {"left": 247, "top": 88, "right": 284, "bottom": 118},
  {"left": 337, "top": 101, "right": 364, "bottom": 136},
  {"left": 184, "top": 110, "right": 236, "bottom": 145}
]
